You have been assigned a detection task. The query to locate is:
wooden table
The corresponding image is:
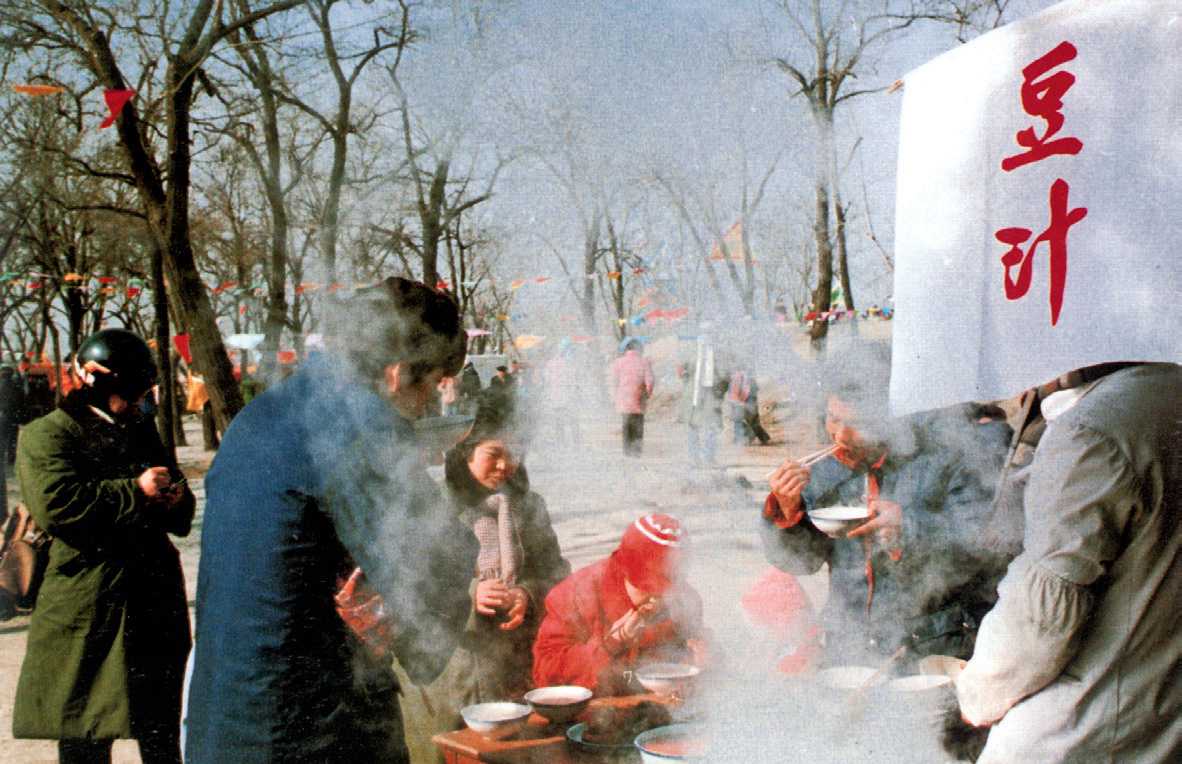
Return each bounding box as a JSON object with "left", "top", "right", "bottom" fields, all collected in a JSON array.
[{"left": 433, "top": 695, "right": 669, "bottom": 764}]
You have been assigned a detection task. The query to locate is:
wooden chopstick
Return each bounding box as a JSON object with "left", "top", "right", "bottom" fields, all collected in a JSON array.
[{"left": 765, "top": 444, "right": 840, "bottom": 480}]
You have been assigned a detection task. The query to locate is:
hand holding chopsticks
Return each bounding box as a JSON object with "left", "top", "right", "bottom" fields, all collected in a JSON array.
[{"left": 765, "top": 444, "right": 838, "bottom": 522}]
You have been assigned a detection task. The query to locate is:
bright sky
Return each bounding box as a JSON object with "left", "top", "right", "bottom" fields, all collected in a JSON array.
[{"left": 349, "top": 1, "right": 1054, "bottom": 317}]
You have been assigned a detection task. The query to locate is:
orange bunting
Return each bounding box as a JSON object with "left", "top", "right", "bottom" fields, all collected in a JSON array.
[
  {"left": 496, "top": 314, "right": 509, "bottom": 322},
  {"left": 63, "top": 273, "right": 84, "bottom": 282},
  {"left": 606, "top": 271, "right": 621, "bottom": 280},
  {"left": 534, "top": 276, "right": 550, "bottom": 284},
  {"left": 709, "top": 221, "right": 745, "bottom": 261},
  {"left": 326, "top": 282, "right": 345, "bottom": 293},
  {"left": 295, "top": 282, "right": 320, "bottom": 295},
  {"left": 13, "top": 84, "right": 65, "bottom": 96},
  {"left": 510, "top": 279, "right": 526, "bottom": 290}
]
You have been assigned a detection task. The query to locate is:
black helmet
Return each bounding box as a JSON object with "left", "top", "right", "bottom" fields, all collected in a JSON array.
[{"left": 75, "top": 328, "right": 158, "bottom": 399}]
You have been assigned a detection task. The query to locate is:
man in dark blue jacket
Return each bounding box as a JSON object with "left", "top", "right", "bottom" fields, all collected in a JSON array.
[
  {"left": 185, "top": 279, "right": 477, "bottom": 764},
  {"left": 760, "top": 365, "right": 1008, "bottom": 665}
]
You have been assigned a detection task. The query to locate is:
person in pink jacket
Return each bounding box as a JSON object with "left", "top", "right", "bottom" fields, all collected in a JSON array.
[{"left": 610, "top": 339, "right": 655, "bottom": 456}]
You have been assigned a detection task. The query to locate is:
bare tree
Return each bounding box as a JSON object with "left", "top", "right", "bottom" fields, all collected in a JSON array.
[
  {"left": 0, "top": 0, "right": 311, "bottom": 430},
  {"left": 770, "top": 0, "right": 921, "bottom": 340},
  {"left": 390, "top": 72, "right": 501, "bottom": 288},
  {"left": 273, "top": 0, "right": 414, "bottom": 281},
  {"left": 652, "top": 146, "right": 782, "bottom": 316}
]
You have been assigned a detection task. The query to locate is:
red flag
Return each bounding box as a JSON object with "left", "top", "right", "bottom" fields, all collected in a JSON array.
[
  {"left": 435, "top": 279, "right": 449, "bottom": 290},
  {"left": 173, "top": 334, "right": 192, "bottom": 365},
  {"left": 97, "top": 276, "right": 119, "bottom": 285},
  {"left": 126, "top": 287, "right": 142, "bottom": 298},
  {"left": 100, "top": 89, "right": 135, "bottom": 129}
]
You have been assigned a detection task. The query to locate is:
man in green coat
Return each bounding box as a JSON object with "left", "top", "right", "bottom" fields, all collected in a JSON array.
[{"left": 13, "top": 328, "right": 194, "bottom": 764}]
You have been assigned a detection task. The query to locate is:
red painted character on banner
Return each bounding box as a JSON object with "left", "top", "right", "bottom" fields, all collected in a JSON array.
[
  {"left": 1001, "top": 41, "right": 1083, "bottom": 172},
  {"left": 995, "top": 179, "right": 1087, "bottom": 326}
]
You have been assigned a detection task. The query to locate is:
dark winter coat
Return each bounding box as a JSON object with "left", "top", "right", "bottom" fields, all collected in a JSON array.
[
  {"left": 184, "top": 356, "right": 477, "bottom": 764},
  {"left": 760, "top": 413, "right": 1007, "bottom": 662},
  {"left": 444, "top": 451, "right": 569, "bottom": 697},
  {"left": 13, "top": 394, "right": 194, "bottom": 741},
  {"left": 403, "top": 452, "right": 570, "bottom": 758}
]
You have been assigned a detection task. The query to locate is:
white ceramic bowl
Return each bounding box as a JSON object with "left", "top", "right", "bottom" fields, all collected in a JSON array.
[
  {"left": 816, "top": 665, "right": 886, "bottom": 691},
  {"left": 459, "top": 702, "right": 532, "bottom": 740},
  {"left": 635, "top": 723, "right": 710, "bottom": 762},
  {"left": 917, "top": 654, "right": 967, "bottom": 681},
  {"left": 807, "top": 506, "right": 871, "bottom": 538},
  {"left": 523, "top": 685, "right": 593, "bottom": 723},
  {"left": 887, "top": 674, "right": 954, "bottom": 693},
  {"left": 634, "top": 663, "right": 701, "bottom": 696}
]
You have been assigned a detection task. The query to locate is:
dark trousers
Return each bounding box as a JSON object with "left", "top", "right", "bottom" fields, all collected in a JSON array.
[
  {"left": 622, "top": 414, "right": 644, "bottom": 456},
  {"left": 59, "top": 731, "right": 181, "bottom": 764}
]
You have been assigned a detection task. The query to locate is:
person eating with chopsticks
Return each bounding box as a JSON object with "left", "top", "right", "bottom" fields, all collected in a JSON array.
[
  {"left": 758, "top": 350, "right": 1006, "bottom": 667},
  {"left": 532, "top": 513, "right": 709, "bottom": 695}
]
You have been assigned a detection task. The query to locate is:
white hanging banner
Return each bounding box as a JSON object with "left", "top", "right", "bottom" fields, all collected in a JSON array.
[{"left": 889, "top": 0, "right": 1182, "bottom": 416}]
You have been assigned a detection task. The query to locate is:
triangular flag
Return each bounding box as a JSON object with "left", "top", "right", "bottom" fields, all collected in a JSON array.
[
  {"left": 709, "top": 221, "right": 745, "bottom": 261},
  {"left": 534, "top": 276, "right": 550, "bottom": 284},
  {"left": 510, "top": 279, "right": 526, "bottom": 290},
  {"left": 173, "top": 334, "right": 192, "bottom": 365},
  {"left": 100, "top": 89, "right": 135, "bottom": 129}
]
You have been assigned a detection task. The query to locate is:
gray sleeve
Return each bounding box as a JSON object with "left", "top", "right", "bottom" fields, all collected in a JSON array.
[
  {"left": 758, "top": 488, "right": 834, "bottom": 576},
  {"left": 957, "top": 423, "right": 1138, "bottom": 725}
]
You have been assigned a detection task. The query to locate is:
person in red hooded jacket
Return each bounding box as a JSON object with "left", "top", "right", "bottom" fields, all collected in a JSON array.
[{"left": 532, "top": 513, "right": 708, "bottom": 695}]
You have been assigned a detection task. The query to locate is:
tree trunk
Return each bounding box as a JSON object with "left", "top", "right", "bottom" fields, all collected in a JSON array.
[
  {"left": 420, "top": 161, "right": 449, "bottom": 287},
  {"left": 580, "top": 214, "right": 600, "bottom": 332},
  {"left": 809, "top": 178, "right": 833, "bottom": 344},
  {"left": 171, "top": 351, "right": 188, "bottom": 447},
  {"left": 164, "top": 68, "right": 244, "bottom": 432},
  {"left": 320, "top": 127, "right": 348, "bottom": 281},
  {"left": 835, "top": 197, "right": 854, "bottom": 310},
  {"left": 152, "top": 245, "right": 176, "bottom": 459}
]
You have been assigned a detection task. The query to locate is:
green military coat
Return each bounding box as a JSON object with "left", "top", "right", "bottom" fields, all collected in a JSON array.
[{"left": 12, "top": 398, "right": 194, "bottom": 740}]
